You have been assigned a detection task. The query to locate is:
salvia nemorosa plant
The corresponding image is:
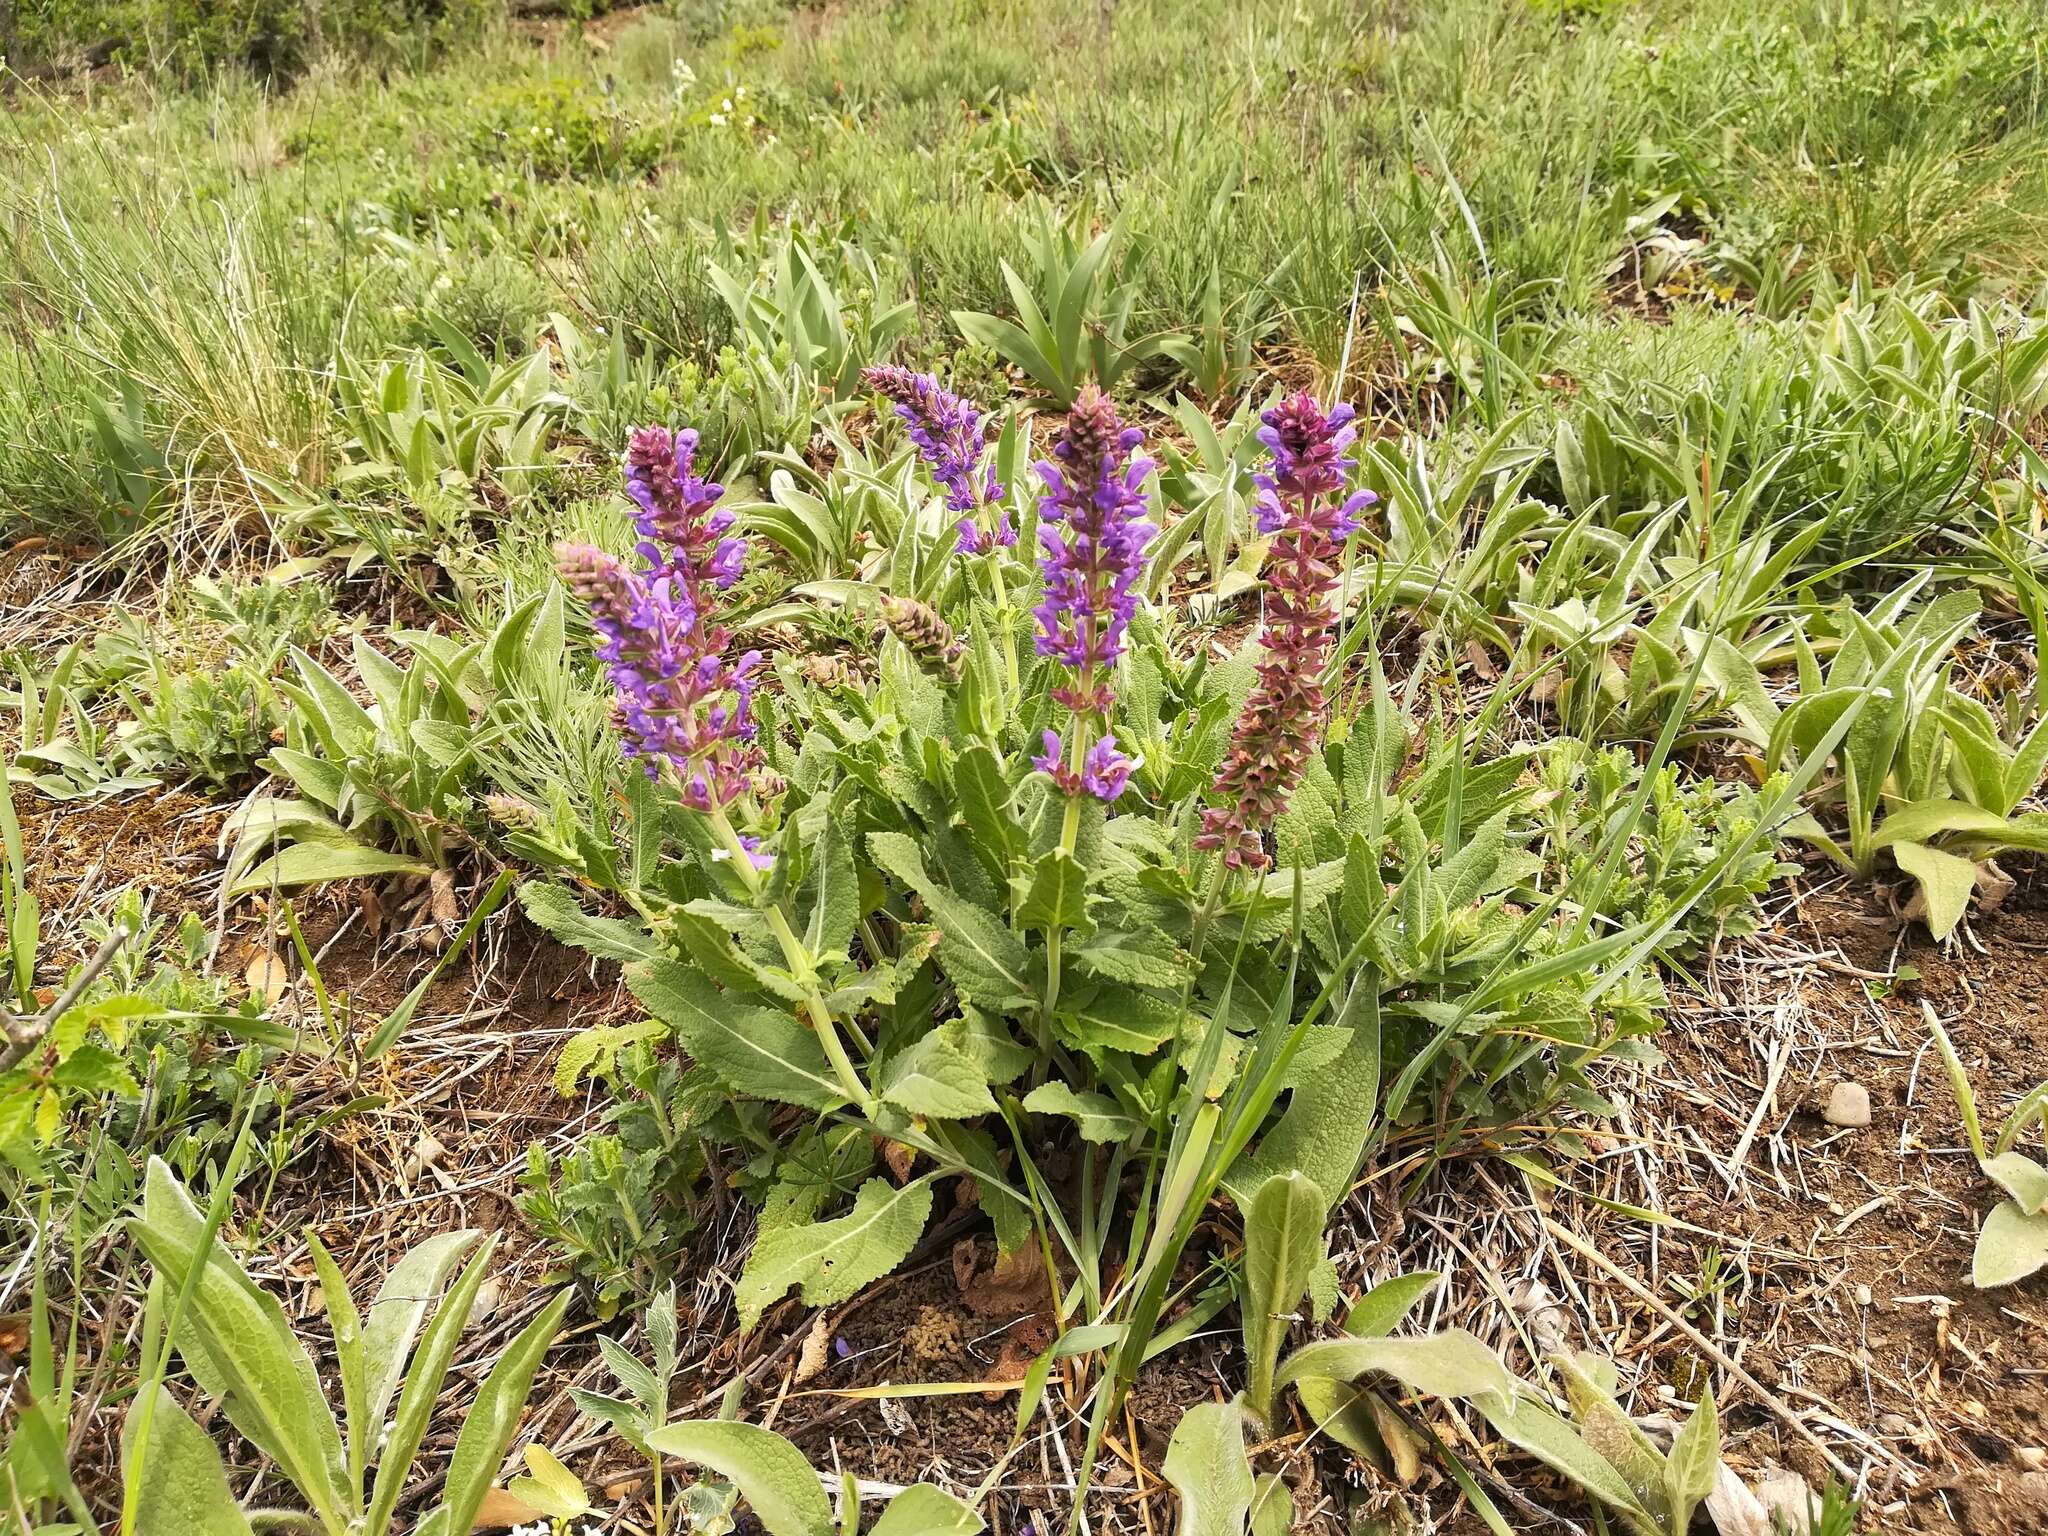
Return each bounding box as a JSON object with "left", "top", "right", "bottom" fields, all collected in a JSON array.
[
  {"left": 1197, "top": 392, "right": 1373, "bottom": 870},
  {"left": 1030, "top": 386, "right": 1155, "bottom": 804}
]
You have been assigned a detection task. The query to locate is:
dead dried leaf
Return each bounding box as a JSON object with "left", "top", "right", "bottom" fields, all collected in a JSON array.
[
  {"left": 793, "top": 1311, "right": 835, "bottom": 1385},
  {"left": 472, "top": 1487, "right": 543, "bottom": 1529},
  {"left": 244, "top": 951, "right": 292, "bottom": 1005}
]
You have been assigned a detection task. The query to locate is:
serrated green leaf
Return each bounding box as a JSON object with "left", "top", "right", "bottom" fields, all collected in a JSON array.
[
  {"left": 879, "top": 1033, "right": 996, "bottom": 1119},
  {"left": 518, "top": 881, "right": 659, "bottom": 963},
  {"left": 629, "top": 960, "right": 847, "bottom": 1111},
  {"left": 1013, "top": 847, "right": 1090, "bottom": 932},
  {"left": 1021, "top": 1081, "right": 1140, "bottom": 1142},
  {"left": 734, "top": 1178, "right": 933, "bottom": 1330}
]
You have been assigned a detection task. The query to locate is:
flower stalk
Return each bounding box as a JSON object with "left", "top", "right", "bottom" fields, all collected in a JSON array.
[{"left": 1196, "top": 391, "right": 1374, "bottom": 872}]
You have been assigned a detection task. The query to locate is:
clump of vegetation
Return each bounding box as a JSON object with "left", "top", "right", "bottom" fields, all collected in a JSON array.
[{"left": 3, "top": 0, "right": 2045, "bottom": 1530}]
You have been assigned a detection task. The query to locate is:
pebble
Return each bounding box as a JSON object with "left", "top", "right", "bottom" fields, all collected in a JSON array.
[
  {"left": 1756, "top": 1467, "right": 1816, "bottom": 1534},
  {"left": 2017, "top": 1447, "right": 2047, "bottom": 1472},
  {"left": 1823, "top": 1081, "right": 1872, "bottom": 1128}
]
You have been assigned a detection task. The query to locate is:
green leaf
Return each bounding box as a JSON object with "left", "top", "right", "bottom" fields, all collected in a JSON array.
[
  {"left": 49, "top": 1043, "right": 138, "bottom": 1095},
  {"left": 1553, "top": 1351, "right": 1669, "bottom": 1524},
  {"left": 1293, "top": 1375, "right": 1386, "bottom": 1462},
  {"left": 1241, "top": 1171, "right": 1325, "bottom": 1428},
  {"left": 869, "top": 832, "right": 1035, "bottom": 1009},
  {"left": 129, "top": 1160, "right": 349, "bottom": 1532},
  {"left": 878, "top": 1033, "right": 996, "bottom": 1120},
  {"left": 428, "top": 1288, "right": 574, "bottom": 1536},
  {"left": 506, "top": 1444, "right": 592, "bottom": 1523},
  {"left": 1162, "top": 1399, "right": 1254, "bottom": 1536},
  {"left": 1891, "top": 840, "right": 1978, "bottom": 940},
  {"left": 733, "top": 1178, "right": 934, "bottom": 1331},
  {"left": 1013, "top": 847, "right": 1090, "bottom": 933},
  {"left": 1983, "top": 1152, "right": 2048, "bottom": 1216},
  {"left": 1276, "top": 1331, "right": 1517, "bottom": 1409},
  {"left": 1343, "top": 1271, "right": 1441, "bottom": 1339},
  {"left": 951, "top": 744, "right": 1021, "bottom": 884},
  {"left": 869, "top": 1484, "right": 985, "bottom": 1536},
  {"left": 1249, "top": 1473, "right": 1292, "bottom": 1536},
  {"left": 801, "top": 811, "right": 859, "bottom": 963},
  {"left": 367, "top": 1239, "right": 500, "bottom": 1536},
  {"left": 642, "top": 1420, "right": 833, "bottom": 1536},
  {"left": 629, "top": 960, "right": 847, "bottom": 1111},
  {"left": 1871, "top": 797, "right": 2014, "bottom": 849},
  {"left": 306, "top": 1235, "right": 366, "bottom": 1501},
  {"left": 121, "top": 1387, "right": 256, "bottom": 1536},
  {"left": 1472, "top": 1395, "right": 1656, "bottom": 1529},
  {"left": 227, "top": 841, "right": 430, "bottom": 898},
  {"left": 359, "top": 1231, "right": 480, "bottom": 1475},
  {"left": 1663, "top": 1387, "right": 1718, "bottom": 1535},
  {"left": 517, "top": 881, "right": 659, "bottom": 963},
  {"left": 1225, "top": 984, "right": 1379, "bottom": 1210},
  {"left": 1974, "top": 1199, "right": 2048, "bottom": 1288},
  {"left": 1021, "top": 1081, "right": 1140, "bottom": 1142}
]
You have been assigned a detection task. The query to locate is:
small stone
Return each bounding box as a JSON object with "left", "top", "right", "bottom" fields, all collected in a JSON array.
[
  {"left": 2017, "top": 1447, "right": 2048, "bottom": 1473},
  {"left": 1878, "top": 1412, "right": 1915, "bottom": 1437},
  {"left": 1823, "top": 1082, "right": 1872, "bottom": 1128},
  {"left": 1757, "top": 1466, "right": 1816, "bottom": 1534}
]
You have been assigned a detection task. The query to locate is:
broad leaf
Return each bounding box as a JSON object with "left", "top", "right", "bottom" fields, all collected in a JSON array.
[
  {"left": 1984, "top": 1152, "right": 2048, "bottom": 1216},
  {"left": 643, "top": 1420, "right": 834, "bottom": 1536},
  {"left": 1891, "top": 840, "right": 1978, "bottom": 940},
  {"left": 1276, "top": 1330, "right": 1517, "bottom": 1409},
  {"left": 629, "top": 960, "right": 847, "bottom": 1111},
  {"left": 518, "top": 881, "right": 659, "bottom": 963},
  {"left": 879, "top": 1033, "right": 996, "bottom": 1119},
  {"left": 1241, "top": 1171, "right": 1325, "bottom": 1427},
  {"left": 869, "top": 1483, "right": 985, "bottom": 1536},
  {"left": 1975, "top": 1199, "right": 2048, "bottom": 1288},
  {"left": 122, "top": 1387, "right": 256, "bottom": 1536},
  {"left": 1021, "top": 1081, "right": 1140, "bottom": 1142},
  {"left": 427, "top": 1289, "right": 574, "bottom": 1536},
  {"left": 734, "top": 1177, "right": 934, "bottom": 1330},
  {"left": 1473, "top": 1395, "right": 1657, "bottom": 1533},
  {"left": 130, "top": 1160, "right": 349, "bottom": 1531},
  {"left": 1343, "top": 1271, "right": 1441, "bottom": 1339},
  {"left": 1162, "top": 1399, "right": 1254, "bottom": 1536},
  {"left": 1664, "top": 1388, "right": 1719, "bottom": 1535}
]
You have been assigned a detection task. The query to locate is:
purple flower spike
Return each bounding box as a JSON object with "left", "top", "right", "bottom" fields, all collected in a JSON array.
[
  {"left": 557, "top": 424, "right": 766, "bottom": 811},
  {"left": 1032, "top": 386, "right": 1155, "bottom": 716},
  {"left": 862, "top": 365, "right": 1007, "bottom": 553},
  {"left": 1198, "top": 392, "right": 1375, "bottom": 871}
]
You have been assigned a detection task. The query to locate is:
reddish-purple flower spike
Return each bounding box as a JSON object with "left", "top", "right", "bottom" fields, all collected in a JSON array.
[
  {"left": 1030, "top": 386, "right": 1155, "bottom": 802},
  {"left": 861, "top": 365, "right": 1013, "bottom": 553},
  {"left": 557, "top": 425, "right": 764, "bottom": 812},
  {"left": 1197, "top": 392, "right": 1376, "bottom": 870}
]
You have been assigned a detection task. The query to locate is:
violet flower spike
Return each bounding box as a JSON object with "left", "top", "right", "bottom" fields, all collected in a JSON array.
[
  {"left": 1029, "top": 387, "right": 1154, "bottom": 802},
  {"left": 1197, "top": 392, "right": 1375, "bottom": 869},
  {"left": 556, "top": 424, "right": 764, "bottom": 811},
  {"left": 862, "top": 365, "right": 1010, "bottom": 553}
]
